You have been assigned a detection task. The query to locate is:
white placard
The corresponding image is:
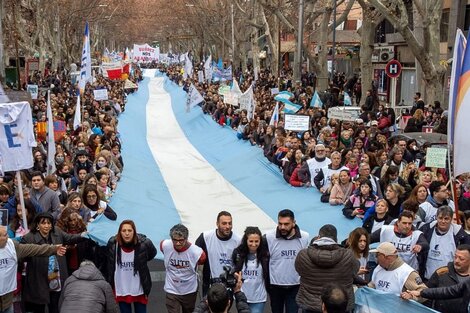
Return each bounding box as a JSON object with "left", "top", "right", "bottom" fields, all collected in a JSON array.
[
  {"left": 425, "top": 147, "right": 447, "bottom": 169},
  {"left": 328, "top": 107, "right": 361, "bottom": 121},
  {"left": 271, "top": 88, "right": 280, "bottom": 95},
  {"left": 93, "top": 89, "right": 109, "bottom": 101},
  {"left": 284, "top": 114, "right": 310, "bottom": 131},
  {"left": 132, "top": 43, "right": 158, "bottom": 62},
  {"left": 224, "top": 92, "right": 239, "bottom": 106},
  {"left": 27, "top": 84, "right": 38, "bottom": 100}
]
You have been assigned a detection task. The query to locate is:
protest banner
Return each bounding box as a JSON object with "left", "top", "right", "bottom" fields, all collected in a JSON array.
[
  {"left": 27, "top": 84, "right": 39, "bottom": 100},
  {"left": 239, "top": 84, "right": 255, "bottom": 120},
  {"left": 223, "top": 92, "right": 240, "bottom": 106},
  {"left": 425, "top": 147, "right": 447, "bottom": 169},
  {"left": 93, "top": 89, "right": 109, "bottom": 101},
  {"left": 132, "top": 44, "right": 158, "bottom": 62},
  {"left": 53, "top": 120, "right": 67, "bottom": 142},
  {"left": 213, "top": 65, "right": 232, "bottom": 81},
  {"left": 284, "top": 114, "right": 310, "bottom": 131}
]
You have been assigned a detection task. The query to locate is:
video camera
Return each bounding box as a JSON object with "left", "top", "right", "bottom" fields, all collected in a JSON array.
[{"left": 209, "top": 266, "right": 237, "bottom": 301}]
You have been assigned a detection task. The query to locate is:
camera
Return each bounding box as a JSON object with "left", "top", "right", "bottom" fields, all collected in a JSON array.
[
  {"left": 219, "top": 265, "right": 237, "bottom": 290},
  {"left": 209, "top": 266, "right": 238, "bottom": 301}
]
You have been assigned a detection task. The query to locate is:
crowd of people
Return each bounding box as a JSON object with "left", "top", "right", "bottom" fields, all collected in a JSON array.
[
  {"left": 1, "top": 57, "right": 470, "bottom": 313},
  {"left": 0, "top": 62, "right": 147, "bottom": 313},
  {"left": 157, "top": 62, "right": 470, "bottom": 312}
]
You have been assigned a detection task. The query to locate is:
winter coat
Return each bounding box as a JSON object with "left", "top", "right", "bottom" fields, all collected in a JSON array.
[
  {"left": 193, "top": 291, "right": 251, "bottom": 313},
  {"left": 342, "top": 192, "right": 378, "bottom": 219},
  {"left": 58, "top": 263, "right": 118, "bottom": 313},
  {"left": 20, "top": 227, "right": 86, "bottom": 304},
  {"left": 295, "top": 238, "right": 358, "bottom": 312},
  {"left": 106, "top": 234, "right": 157, "bottom": 296},
  {"left": 421, "top": 278, "right": 470, "bottom": 313},
  {"left": 425, "top": 262, "right": 469, "bottom": 313}
]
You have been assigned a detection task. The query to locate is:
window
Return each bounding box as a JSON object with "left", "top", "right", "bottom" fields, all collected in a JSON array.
[
  {"left": 344, "top": 20, "right": 358, "bottom": 31},
  {"left": 440, "top": 10, "right": 449, "bottom": 42}
]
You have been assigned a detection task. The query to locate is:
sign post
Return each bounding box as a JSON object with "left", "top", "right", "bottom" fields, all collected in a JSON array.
[{"left": 385, "top": 59, "right": 402, "bottom": 109}]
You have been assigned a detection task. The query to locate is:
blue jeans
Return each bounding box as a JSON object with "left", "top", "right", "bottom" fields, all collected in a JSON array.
[
  {"left": 0, "top": 305, "right": 13, "bottom": 313},
  {"left": 269, "top": 285, "right": 299, "bottom": 313},
  {"left": 249, "top": 302, "right": 266, "bottom": 313},
  {"left": 118, "top": 302, "right": 147, "bottom": 313}
]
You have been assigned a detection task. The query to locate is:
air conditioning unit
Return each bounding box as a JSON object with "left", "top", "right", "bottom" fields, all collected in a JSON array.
[{"left": 372, "top": 46, "right": 395, "bottom": 63}]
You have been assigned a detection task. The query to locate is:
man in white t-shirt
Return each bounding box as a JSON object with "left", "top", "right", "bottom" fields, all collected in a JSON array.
[
  {"left": 161, "top": 224, "right": 206, "bottom": 313},
  {"left": 195, "top": 211, "right": 241, "bottom": 295},
  {"left": 369, "top": 242, "right": 426, "bottom": 299},
  {"left": 265, "top": 209, "right": 309, "bottom": 313}
]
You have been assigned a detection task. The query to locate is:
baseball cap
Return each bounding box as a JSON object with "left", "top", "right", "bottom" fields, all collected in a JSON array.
[
  {"left": 355, "top": 118, "right": 364, "bottom": 124},
  {"left": 370, "top": 120, "right": 378, "bottom": 126},
  {"left": 370, "top": 242, "right": 397, "bottom": 256}
]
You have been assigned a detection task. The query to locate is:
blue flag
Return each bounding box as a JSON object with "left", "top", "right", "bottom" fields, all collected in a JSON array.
[
  {"left": 274, "top": 91, "right": 294, "bottom": 103},
  {"left": 283, "top": 100, "right": 302, "bottom": 114},
  {"left": 217, "top": 58, "right": 223, "bottom": 69},
  {"left": 310, "top": 91, "right": 323, "bottom": 108}
]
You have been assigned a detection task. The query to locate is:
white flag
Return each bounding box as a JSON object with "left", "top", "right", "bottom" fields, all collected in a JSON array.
[
  {"left": 73, "top": 95, "right": 81, "bottom": 130},
  {"left": 0, "top": 83, "right": 10, "bottom": 103},
  {"left": 183, "top": 53, "right": 193, "bottom": 79},
  {"left": 46, "top": 91, "right": 56, "bottom": 175},
  {"left": 239, "top": 84, "right": 255, "bottom": 120},
  {"left": 187, "top": 83, "right": 204, "bottom": 109},
  {"left": 204, "top": 55, "right": 213, "bottom": 82},
  {"left": 78, "top": 22, "right": 92, "bottom": 92},
  {"left": 269, "top": 102, "right": 279, "bottom": 127}
]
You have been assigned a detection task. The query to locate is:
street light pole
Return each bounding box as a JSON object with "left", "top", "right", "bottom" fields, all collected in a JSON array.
[
  {"left": 294, "top": 0, "right": 304, "bottom": 83},
  {"left": 331, "top": 0, "right": 337, "bottom": 82}
]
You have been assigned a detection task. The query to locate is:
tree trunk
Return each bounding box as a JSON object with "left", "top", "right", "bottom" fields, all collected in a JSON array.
[
  {"left": 357, "top": 0, "right": 382, "bottom": 106},
  {"left": 316, "top": 5, "right": 332, "bottom": 91}
]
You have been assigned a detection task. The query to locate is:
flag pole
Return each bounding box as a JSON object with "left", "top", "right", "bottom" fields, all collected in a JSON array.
[{"left": 16, "top": 171, "right": 28, "bottom": 230}]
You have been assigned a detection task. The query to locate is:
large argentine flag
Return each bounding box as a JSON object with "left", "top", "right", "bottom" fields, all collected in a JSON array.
[{"left": 87, "top": 70, "right": 359, "bottom": 253}]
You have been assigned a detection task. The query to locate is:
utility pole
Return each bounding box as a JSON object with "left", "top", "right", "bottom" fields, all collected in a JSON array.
[
  {"left": 231, "top": 3, "right": 235, "bottom": 65},
  {"left": 331, "top": 0, "right": 337, "bottom": 82},
  {"left": 294, "top": 0, "right": 304, "bottom": 82}
]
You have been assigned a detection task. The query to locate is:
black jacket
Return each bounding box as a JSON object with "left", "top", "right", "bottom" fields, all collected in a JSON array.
[
  {"left": 425, "top": 262, "right": 469, "bottom": 313},
  {"left": 106, "top": 233, "right": 157, "bottom": 296},
  {"left": 232, "top": 246, "right": 270, "bottom": 289},
  {"left": 362, "top": 213, "right": 394, "bottom": 234},
  {"left": 20, "top": 227, "right": 86, "bottom": 304},
  {"left": 421, "top": 278, "right": 470, "bottom": 313},
  {"left": 192, "top": 291, "right": 251, "bottom": 313},
  {"left": 421, "top": 222, "right": 470, "bottom": 249}
]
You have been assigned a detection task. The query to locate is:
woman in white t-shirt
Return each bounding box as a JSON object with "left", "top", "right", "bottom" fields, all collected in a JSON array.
[
  {"left": 232, "top": 226, "right": 269, "bottom": 313},
  {"left": 106, "top": 220, "right": 157, "bottom": 313}
]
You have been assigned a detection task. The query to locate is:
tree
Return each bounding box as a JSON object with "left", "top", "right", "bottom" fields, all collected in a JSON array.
[
  {"left": 367, "top": 0, "right": 446, "bottom": 103},
  {"left": 357, "top": 0, "right": 384, "bottom": 105}
]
